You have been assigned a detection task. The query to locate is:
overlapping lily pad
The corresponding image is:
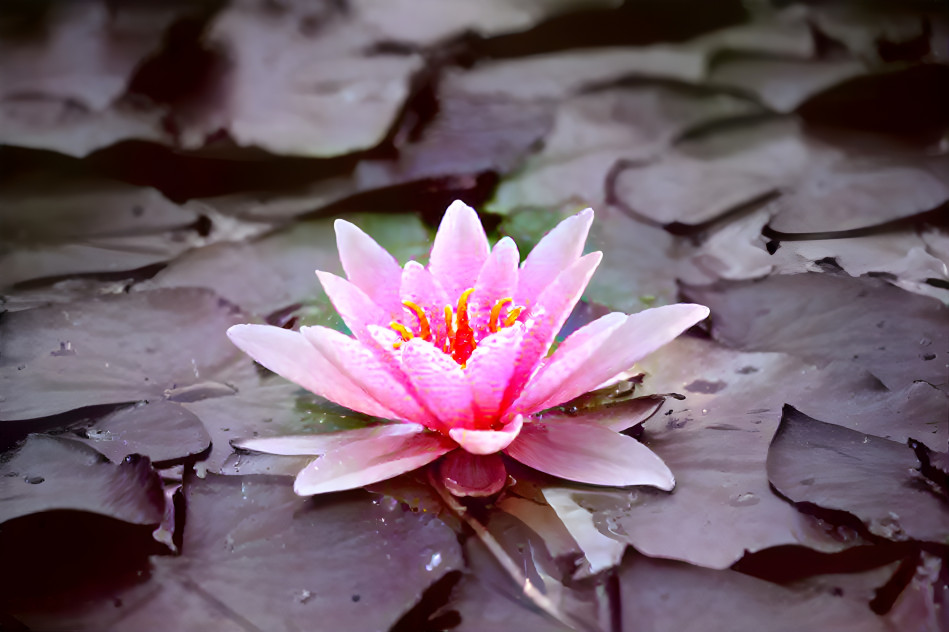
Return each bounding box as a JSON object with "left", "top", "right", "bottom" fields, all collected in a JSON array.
[
  {"left": 13, "top": 474, "right": 464, "bottom": 632},
  {"left": 0, "top": 434, "right": 164, "bottom": 526},
  {"left": 767, "top": 406, "right": 949, "bottom": 544},
  {"left": 0, "top": 288, "right": 246, "bottom": 420},
  {"left": 687, "top": 272, "right": 949, "bottom": 392}
]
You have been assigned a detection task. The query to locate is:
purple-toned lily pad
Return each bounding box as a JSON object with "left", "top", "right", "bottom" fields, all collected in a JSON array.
[
  {"left": 767, "top": 152, "right": 949, "bottom": 236},
  {"left": 204, "top": 3, "right": 421, "bottom": 157},
  {"left": 768, "top": 229, "right": 949, "bottom": 302},
  {"left": 709, "top": 56, "right": 867, "bottom": 113},
  {"left": 547, "top": 337, "right": 875, "bottom": 570},
  {"left": 687, "top": 272, "right": 949, "bottom": 392},
  {"left": 141, "top": 213, "right": 429, "bottom": 318},
  {"left": 0, "top": 288, "right": 247, "bottom": 420},
  {"left": 619, "top": 553, "right": 896, "bottom": 632},
  {"left": 611, "top": 118, "right": 809, "bottom": 227},
  {"left": 488, "top": 86, "right": 763, "bottom": 216},
  {"left": 70, "top": 400, "right": 211, "bottom": 466},
  {"left": 16, "top": 473, "right": 463, "bottom": 632},
  {"left": 0, "top": 174, "right": 200, "bottom": 288},
  {"left": 183, "top": 365, "right": 381, "bottom": 473},
  {"left": 0, "top": 434, "right": 164, "bottom": 526},
  {"left": 767, "top": 406, "right": 949, "bottom": 544}
]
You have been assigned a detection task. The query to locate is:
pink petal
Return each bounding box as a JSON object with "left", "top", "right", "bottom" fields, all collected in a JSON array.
[
  {"left": 513, "top": 312, "right": 626, "bottom": 414},
  {"left": 232, "top": 423, "right": 426, "bottom": 455},
  {"left": 400, "top": 338, "right": 475, "bottom": 431},
  {"left": 316, "top": 270, "right": 388, "bottom": 339},
  {"left": 516, "top": 208, "right": 594, "bottom": 309},
  {"left": 469, "top": 236, "right": 520, "bottom": 333},
  {"left": 464, "top": 323, "right": 525, "bottom": 420},
  {"left": 439, "top": 450, "right": 508, "bottom": 497},
  {"left": 502, "top": 251, "right": 602, "bottom": 409},
  {"left": 449, "top": 414, "right": 523, "bottom": 455},
  {"left": 400, "top": 261, "right": 451, "bottom": 343},
  {"left": 226, "top": 324, "right": 396, "bottom": 419},
  {"left": 505, "top": 418, "right": 674, "bottom": 490},
  {"left": 334, "top": 219, "right": 403, "bottom": 317},
  {"left": 294, "top": 428, "right": 455, "bottom": 495},
  {"left": 517, "top": 304, "right": 710, "bottom": 412},
  {"left": 428, "top": 200, "right": 490, "bottom": 300},
  {"left": 301, "top": 326, "right": 437, "bottom": 427}
]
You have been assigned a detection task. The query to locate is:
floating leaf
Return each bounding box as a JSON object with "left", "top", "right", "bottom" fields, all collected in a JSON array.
[
  {"left": 14, "top": 474, "right": 463, "bottom": 632},
  {"left": 0, "top": 434, "right": 164, "bottom": 526},
  {"left": 687, "top": 272, "right": 949, "bottom": 392},
  {"left": 0, "top": 288, "right": 246, "bottom": 420},
  {"left": 767, "top": 406, "right": 949, "bottom": 544}
]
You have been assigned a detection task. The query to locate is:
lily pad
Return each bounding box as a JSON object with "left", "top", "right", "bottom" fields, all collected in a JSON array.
[
  {"left": 141, "top": 213, "right": 429, "bottom": 318},
  {"left": 70, "top": 400, "right": 212, "bottom": 466},
  {"left": 610, "top": 117, "right": 810, "bottom": 227},
  {"left": 14, "top": 473, "right": 464, "bottom": 632},
  {"left": 546, "top": 337, "right": 873, "bottom": 570},
  {"left": 686, "top": 272, "right": 949, "bottom": 392},
  {"left": 0, "top": 288, "right": 247, "bottom": 420},
  {"left": 767, "top": 406, "right": 949, "bottom": 544},
  {"left": 619, "top": 553, "right": 896, "bottom": 632},
  {"left": 0, "top": 174, "right": 199, "bottom": 288},
  {"left": 204, "top": 3, "right": 422, "bottom": 157},
  {"left": 488, "top": 86, "right": 763, "bottom": 216},
  {"left": 0, "top": 434, "right": 164, "bottom": 526}
]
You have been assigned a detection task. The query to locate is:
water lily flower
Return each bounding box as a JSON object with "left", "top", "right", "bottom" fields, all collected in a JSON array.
[{"left": 227, "top": 201, "right": 709, "bottom": 497}]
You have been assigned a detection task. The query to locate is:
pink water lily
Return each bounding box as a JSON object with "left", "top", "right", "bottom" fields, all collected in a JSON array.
[{"left": 227, "top": 201, "right": 709, "bottom": 497}]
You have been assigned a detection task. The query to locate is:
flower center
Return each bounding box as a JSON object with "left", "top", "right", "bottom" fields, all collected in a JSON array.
[{"left": 389, "top": 288, "right": 523, "bottom": 366}]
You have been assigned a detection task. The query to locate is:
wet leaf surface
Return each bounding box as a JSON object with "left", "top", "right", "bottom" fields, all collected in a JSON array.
[
  {"left": 0, "top": 434, "right": 164, "bottom": 526},
  {"left": 70, "top": 400, "right": 212, "bottom": 466},
  {"left": 12, "top": 473, "right": 464, "bottom": 632},
  {"left": 687, "top": 273, "right": 949, "bottom": 392},
  {"left": 0, "top": 288, "right": 247, "bottom": 420},
  {"left": 767, "top": 406, "right": 949, "bottom": 544},
  {"left": 618, "top": 552, "right": 897, "bottom": 632},
  {"left": 545, "top": 336, "right": 873, "bottom": 570}
]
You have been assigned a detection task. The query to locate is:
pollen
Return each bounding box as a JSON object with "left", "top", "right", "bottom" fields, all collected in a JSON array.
[{"left": 389, "top": 288, "right": 524, "bottom": 362}]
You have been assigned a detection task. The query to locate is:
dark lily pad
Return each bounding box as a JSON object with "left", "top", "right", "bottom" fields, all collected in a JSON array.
[
  {"left": 141, "top": 213, "right": 429, "bottom": 318},
  {"left": 708, "top": 55, "right": 867, "bottom": 113},
  {"left": 0, "top": 434, "right": 164, "bottom": 526},
  {"left": 0, "top": 288, "right": 247, "bottom": 420},
  {"left": 546, "top": 337, "right": 873, "bottom": 570},
  {"left": 203, "top": 3, "right": 422, "bottom": 157},
  {"left": 184, "top": 366, "right": 380, "bottom": 473},
  {"left": 70, "top": 400, "right": 212, "bottom": 466},
  {"left": 488, "top": 86, "right": 763, "bottom": 217},
  {"left": 686, "top": 272, "right": 949, "bottom": 392},
  {"left": 610, "top": 118, "right": 808, "bottom": 227},
  {"left": 0, "top": 174, "right": 200, "bottom": 288},
  {"left": 768, "top": 229, "right": 949, "bottom": 303},
  {"left": 619, "top": 552, "right": 896, "bottom": 632},
  {"left": 767, "top": 406, "right": 949, "bottom": 544},
  {"left": 14, "top": 473, "right": 464, "bottom": 632}
]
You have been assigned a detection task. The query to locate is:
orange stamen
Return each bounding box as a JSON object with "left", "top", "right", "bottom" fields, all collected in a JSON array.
[
  {"left": 488, "top": 298, "right": 513, "bottom": 333},
  {"left": 451, "top": 288, "right": 476, "bottom": 365},
  {"left": 503, "top": 306, "right": 523, "bottom": 327},
  {"left": 389, "top": 322, "right": 414, "bottom": 342},
  {"left": 402, "top": 300, "right": 431, "bottom": 341}
]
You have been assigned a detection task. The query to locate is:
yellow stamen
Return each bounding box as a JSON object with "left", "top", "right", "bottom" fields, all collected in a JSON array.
[
  {"left": 488, "top": 298, "right": 513, "bottom": 333},
  {"left": 402, "top": 300, "right": 431, "bottom": 340},
  {"left": 444, "top": 305, "right": 454, "bottom": 340},
  {"left": 455, "top": 288, "right": 475, "bottom": 327},
  {"left": 503, "top": 306, "right": 523, "bottom": 327},
  {"left": 389, "top": 321, "right": 414, "bottom": 342}
]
